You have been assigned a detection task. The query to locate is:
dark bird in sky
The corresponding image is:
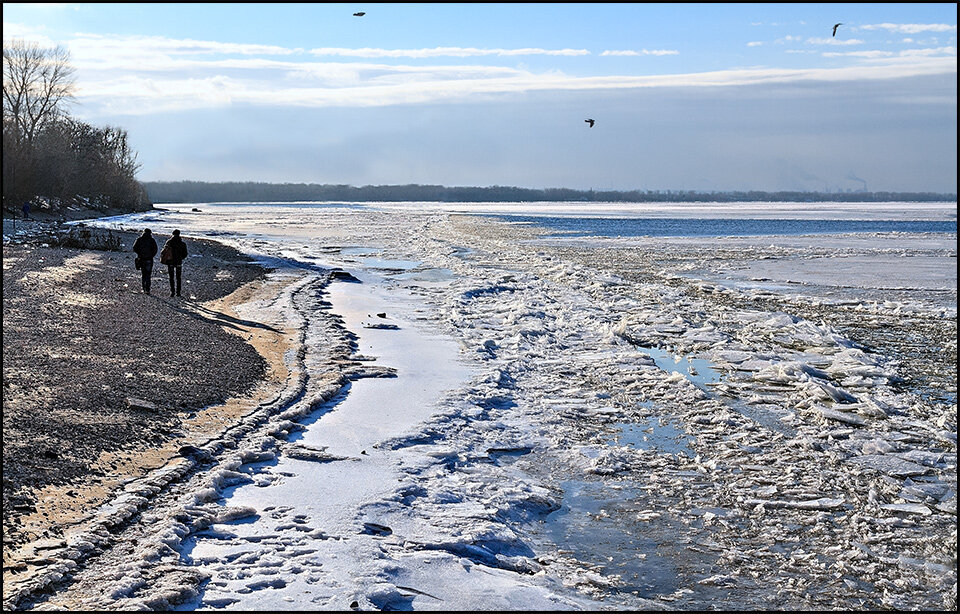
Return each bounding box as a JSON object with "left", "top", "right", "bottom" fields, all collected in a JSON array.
[
  {"left": 832, "top": 23, "right": 842, "bottom": 37},
  {"left": 585, "top": 119, "right": 595, "bottom": 128},
  {"left": 354, "top": 12, "right": 365, "bottom": 17}
]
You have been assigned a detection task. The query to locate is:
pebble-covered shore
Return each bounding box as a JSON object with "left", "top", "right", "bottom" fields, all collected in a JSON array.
[{"left": 2, "top": 221, "right": 272, "bottom": 566}]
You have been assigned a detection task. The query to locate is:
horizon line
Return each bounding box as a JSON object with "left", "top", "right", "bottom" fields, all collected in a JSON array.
[{"left": 140, "top": 180, "right": 957, "bottom": 197}]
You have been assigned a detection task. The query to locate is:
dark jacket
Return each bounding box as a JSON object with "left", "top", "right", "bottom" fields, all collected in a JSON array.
[
  {"left": 133, "top": 234, "right": 158, "bottom": 260},
  {"left": 162, "top": 236, "right": 188, "bottom": 267}
]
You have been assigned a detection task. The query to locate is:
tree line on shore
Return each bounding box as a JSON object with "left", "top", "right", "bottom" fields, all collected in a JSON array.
[
  {"left": 144, "top": 180, "right": 955, "bottom": 205},
  {"left": 2, "top": 39, "right": 151, "bottom": 217}
]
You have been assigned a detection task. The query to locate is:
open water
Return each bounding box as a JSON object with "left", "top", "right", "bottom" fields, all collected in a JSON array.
[{"left": 495, "top": 215, "right": 957, "bottom": 238}]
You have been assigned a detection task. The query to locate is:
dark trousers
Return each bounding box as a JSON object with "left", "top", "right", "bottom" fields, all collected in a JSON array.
[
  {"left": 141, "top": 261, "right": 153, "bottom": 293},
  {"left": 167, "top": 264, "right": 182, "bottom": 296}
]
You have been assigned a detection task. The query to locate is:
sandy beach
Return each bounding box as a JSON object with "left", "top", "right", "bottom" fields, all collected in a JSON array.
[{"left": 2, "top": 218, "right": 299, "bottom": 592}]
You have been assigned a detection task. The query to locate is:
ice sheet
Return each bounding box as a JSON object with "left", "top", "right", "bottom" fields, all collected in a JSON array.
[{"left": 46, "top": 202, "right": 957, "bottom": 612}]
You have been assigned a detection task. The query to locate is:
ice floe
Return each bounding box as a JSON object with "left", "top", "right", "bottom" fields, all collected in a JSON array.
[{"left": 16, "top": 203, "right": 953, "bottom": 612}]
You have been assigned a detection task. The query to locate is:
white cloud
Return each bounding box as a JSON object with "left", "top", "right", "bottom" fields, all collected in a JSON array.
[
  {"left": 747, "top": 41, "right": 764, "bottom": 47},
  {"left": 820, "top": 46, "right": 956, "bottom": 62},
  {"left": 600, "top": 49, "right": 679, "bottom": 56},
  {"left": 72, "top": 56, "right": 958, "bottom": 116},
  {"left": 823, "top": 50, "right": 896, "bottom": 59},
  {"left": 859, "top": 23, "right": 957, "bottom": 35},
  {"left": 807, "top": 37, "right": 865, "bottom": 46},
  {"left": 309, "top": 47, "right": 590, "bottom": 58},
  {"left": 898, "top": 46, "right": 957, "bottom": 57},
  {"left": 9, "top": 31, "right": 952, "bottom": 117},
  {"left": 68, "top": 33, "right": 302, "bottom": 61},
  {"left": 77, "top": 75, "right": 242, "bottom": 113},
  {"left": 773, "top": 35, "right": 805, "bottom": 45},
  {"left": 2, "top": 22, "right": 58, "bottom": 47},
  {"left": 55, "top": 34, "right": 592, "bottom": 71}
]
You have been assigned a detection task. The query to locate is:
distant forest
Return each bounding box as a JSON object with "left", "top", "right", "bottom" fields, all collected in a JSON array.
[{"left": 143, "top": 181, "right": 956, "bottom": 205}]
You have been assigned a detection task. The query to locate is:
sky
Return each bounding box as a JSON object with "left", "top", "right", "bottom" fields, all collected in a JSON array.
[{"left": 3, "top": 2, "right": 957, "bottom": 193}]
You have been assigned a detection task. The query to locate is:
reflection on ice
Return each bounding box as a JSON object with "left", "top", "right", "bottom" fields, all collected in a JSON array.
[
  {"left": 641, "top": 345, "right": 722, "bottom": 390},
  {"left": 608, "top": 417, "right": 696, "bottom": 457},
  {"left": 543, "top": 479, "right": 680, "bottom": 600},
  {"left": 394, "top": 267, "right": 457, "bottom": 282},
  {"left": 357, "top": 256, "right": 421, "bottom": 270}
]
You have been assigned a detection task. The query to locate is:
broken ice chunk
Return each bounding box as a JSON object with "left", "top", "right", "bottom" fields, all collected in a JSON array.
[
  {"left": 848, "top": 455, "right": 929, "bottom": 478},
  {"left": 879, "top": 503, "right": 932, "bottom": 516}
]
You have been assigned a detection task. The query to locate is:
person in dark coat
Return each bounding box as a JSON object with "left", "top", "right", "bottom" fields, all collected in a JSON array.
[
  {"left": 132, "top": 229, "right": 158, "bottom": 294},
  {"left": 161, "top": 229, "right": 189, "bottom": 298}
]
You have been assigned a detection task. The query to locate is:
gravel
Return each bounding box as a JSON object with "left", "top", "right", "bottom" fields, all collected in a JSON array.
[{"left": 2, "top": 222, "right": 269, "bottom": 550}]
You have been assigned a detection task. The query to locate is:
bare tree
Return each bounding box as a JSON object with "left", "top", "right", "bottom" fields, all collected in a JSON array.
[
  {"left": 3, "top": 38, "right": 75, "bottom": 147},
  {"left": 2, "top": 38, "right": 149, "bottom": 212}
]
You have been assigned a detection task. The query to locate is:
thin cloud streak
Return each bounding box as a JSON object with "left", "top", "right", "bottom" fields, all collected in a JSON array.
[
  {"left": 9, "top": 32, "right": 597, "bottom": 64},
  {"left": 823, "top": 50, "right": 896, "bottom": 59},
  {"left": 72, "top": 56, "right": 958, "bottom": 115},
  {"left": 74, "top": 56, "right": 529, "bottom": 84},
  {"left": 309, "top": 46, "right": 590, "bottom": 58},
  {"left": 824, "top": 47, "right": 957, "bottom": 59},
  {"left": 600, "top": 49, "right": 679, "bottom": 56},
  {"left": 858, "top": 23, "right": 957, "bottom": 34},
  {"left": 806, "top": 37, "right": 865, "bottom": 46},
  {"left": 68, "top": 33, "right": 304, "bottom": 56}
]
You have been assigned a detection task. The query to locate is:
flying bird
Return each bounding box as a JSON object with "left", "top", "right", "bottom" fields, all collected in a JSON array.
[
  {"left": 832, "top": 23, "right": 842, "bottom": 37},
  {"left": 354, "top": 12, "right": 365, "bottom": 17},
  {"left": 585, "top": 119, "right": 595, "bottom": 128}
]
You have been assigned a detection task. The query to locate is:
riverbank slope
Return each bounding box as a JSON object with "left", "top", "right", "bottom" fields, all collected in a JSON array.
[{"left": 2, "top": 221, "right": 296, "bottom": 590}]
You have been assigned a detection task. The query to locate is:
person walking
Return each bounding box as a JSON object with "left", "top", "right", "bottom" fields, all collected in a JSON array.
[
  {"left": 160, "top": 229, "right": 188, "bottom": 298},
  {"left": 132, "top": 229, "right": 158, "bottom": 294}
]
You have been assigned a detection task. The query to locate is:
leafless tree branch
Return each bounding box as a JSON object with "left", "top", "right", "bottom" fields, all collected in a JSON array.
[{"left": 3, "top": 38, "right": 75, "bottom": 146}]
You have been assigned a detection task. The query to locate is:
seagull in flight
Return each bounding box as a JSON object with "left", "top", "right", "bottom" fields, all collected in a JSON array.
[
  {"left": 832, "top": 23, "right": 842, "bottom": 37},
  {"left": 354, "top": 12, "right": 365, "bottom": 17},
  {"left": 585, "top": 119, "right": 595, "bottom": 128}
]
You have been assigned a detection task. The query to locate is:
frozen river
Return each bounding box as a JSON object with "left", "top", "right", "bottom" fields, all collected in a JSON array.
[{"left": 17, "top": 201, "right": 957, "bottom": 611}]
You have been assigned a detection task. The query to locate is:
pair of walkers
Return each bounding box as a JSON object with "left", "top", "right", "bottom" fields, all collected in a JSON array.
[{"left": 132, "top": 229, "right": 188, "bottom": 297}]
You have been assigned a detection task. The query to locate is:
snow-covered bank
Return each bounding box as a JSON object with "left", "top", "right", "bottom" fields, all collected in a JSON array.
[
  {"left": 26, "top": 202, "right": 956, "bottom": 611},
  {"left": 169, "top": 269, "right": 614, "bottom": 611}
]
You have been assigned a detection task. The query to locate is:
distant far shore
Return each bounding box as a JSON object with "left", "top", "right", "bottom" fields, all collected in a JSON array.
[{"left": 142, "top": 181, "right": 957, "bottom": 205}]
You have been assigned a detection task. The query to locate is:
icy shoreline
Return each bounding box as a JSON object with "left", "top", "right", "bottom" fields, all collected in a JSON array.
[{"left": 19, "top": 203, "right": 957, "bottom": 610}]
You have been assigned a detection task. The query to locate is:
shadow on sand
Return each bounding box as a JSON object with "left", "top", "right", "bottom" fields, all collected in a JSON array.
[{"left": 155, "top": 295, "right": 283, "bottom": 334}]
